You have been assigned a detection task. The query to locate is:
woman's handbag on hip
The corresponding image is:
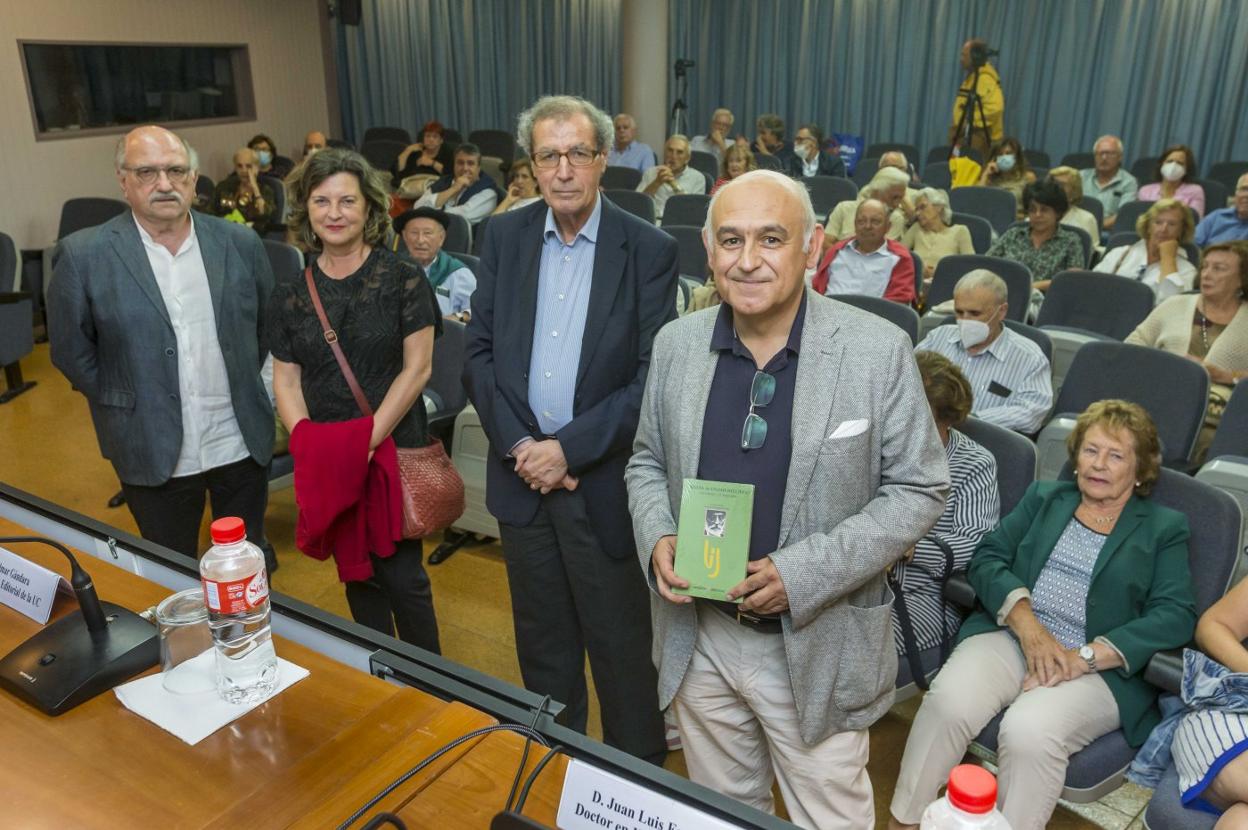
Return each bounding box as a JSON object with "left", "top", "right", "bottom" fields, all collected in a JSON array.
[{"left": 302, "top": 266, "right": 464, "bottom": 538}]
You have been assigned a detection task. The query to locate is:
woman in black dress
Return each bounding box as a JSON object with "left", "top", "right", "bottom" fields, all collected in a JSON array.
[{"left": 270, "top": 148, "right": 441, "bottom": 652}]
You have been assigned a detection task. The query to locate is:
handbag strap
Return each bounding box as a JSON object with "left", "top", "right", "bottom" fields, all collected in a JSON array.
[{"left": 304, "top": 266, "right": 374, "bottom": 417}]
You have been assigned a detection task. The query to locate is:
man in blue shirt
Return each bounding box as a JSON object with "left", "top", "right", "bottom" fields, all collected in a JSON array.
[
  {"left": 606, "top": 112, "right": 656, "bottom": 173},
  {"left": 1195, "top": 173, "right": 1248, "bottom": 246}
]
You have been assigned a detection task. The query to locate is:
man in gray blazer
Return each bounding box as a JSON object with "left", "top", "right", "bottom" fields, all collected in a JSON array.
[
  {"left": 49, "top": 126, "right": 276, "bottom": 564},
  {"left": 626, "top": 170, "right": 949, "bottom": 828}
]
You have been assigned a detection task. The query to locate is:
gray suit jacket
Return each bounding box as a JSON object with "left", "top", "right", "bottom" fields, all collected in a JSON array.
[
  {"left": 625, "top": 290, "right": 950, "bottom": 744},
  {"left": 48, "top": 211, "right": 275, "bottom": 486}
]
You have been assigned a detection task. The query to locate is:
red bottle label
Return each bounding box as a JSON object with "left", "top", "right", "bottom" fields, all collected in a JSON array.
[{"left": 202, "top": 570, "right": 268, "bottom": 614}]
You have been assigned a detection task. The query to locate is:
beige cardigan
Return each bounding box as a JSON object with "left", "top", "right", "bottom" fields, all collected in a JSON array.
[{"left": 1125, "top": 294, "right": 1248, "bottom": 375}]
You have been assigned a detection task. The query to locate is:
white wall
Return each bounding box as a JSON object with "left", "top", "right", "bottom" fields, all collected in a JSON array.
[
  {"left": 620, "top": 0, "right": 669, "bottom": 155},
  {"left": 0, "top": 0, "right": 332, "bottom": 249}
]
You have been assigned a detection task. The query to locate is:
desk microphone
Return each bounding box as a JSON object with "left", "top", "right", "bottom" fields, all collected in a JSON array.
[{"left": 0, "top": 536, "right": 159, "bottom": 715}]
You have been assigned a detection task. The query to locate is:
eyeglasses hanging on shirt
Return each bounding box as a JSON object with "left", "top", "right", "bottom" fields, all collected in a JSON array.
[{"left": 741, "top": 371, "right": 776, "bottom": 451}]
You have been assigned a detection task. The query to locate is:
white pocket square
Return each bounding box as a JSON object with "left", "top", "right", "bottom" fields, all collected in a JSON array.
[{"left": 827, "top": 419, "right": 869, "bottom": 440}]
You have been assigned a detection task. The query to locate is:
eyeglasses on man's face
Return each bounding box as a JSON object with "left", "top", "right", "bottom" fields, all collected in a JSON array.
[
  {"left": 531, "top": 147, "right": 600, "bottom": 169},
  {"left": 123, "top": 165, "right": 192, "bottom": 185}
]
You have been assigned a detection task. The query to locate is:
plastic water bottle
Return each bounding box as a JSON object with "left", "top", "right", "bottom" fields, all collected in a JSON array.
[
  {"left": 920, "top": 765, "right": 1012, "bottom": 829},
  {"left": 200, "top": 517, "right": 278, "bottom": 704}
]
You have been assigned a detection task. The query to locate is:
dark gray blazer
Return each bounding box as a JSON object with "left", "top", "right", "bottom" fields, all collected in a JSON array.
[{"left": 48, "top": 211, "right": 275, "bottom": 486}]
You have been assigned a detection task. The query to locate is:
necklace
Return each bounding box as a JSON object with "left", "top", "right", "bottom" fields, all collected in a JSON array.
[
  {"left": 1199, "top": 308, "right": 1210, "bottom": 353},
  {"left": 1085, "top": 513, "right": 1116, "bottom": 525}
]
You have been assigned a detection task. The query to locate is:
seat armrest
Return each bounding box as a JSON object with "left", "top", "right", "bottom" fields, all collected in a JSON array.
[
  {"left": 0, "top": 291, "right": 32, "bottom": 305},
  {"left": 943, "top": 571, "right": 976, "bottom": 610},
  {"left": 1144, "top": 649, "right": 1183, "bottom": 696}
]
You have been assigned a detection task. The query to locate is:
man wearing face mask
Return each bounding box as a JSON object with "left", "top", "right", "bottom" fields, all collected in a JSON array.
[
  {"left": 914, "top": 270, "right": 1052, "bottom": 434},
  {"left": 786, "top": 124, "right": 846, "bottom": 179}
]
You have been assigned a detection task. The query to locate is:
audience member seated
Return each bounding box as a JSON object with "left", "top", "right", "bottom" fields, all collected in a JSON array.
[
  {"left": 901, "top": 187, "right": 974, "bottom": 292},
  {"left": 491, "top": 158, "right": 543, "bottom": 215},
  {"left": 893, "top": 351, "right": 999, "bottom": 657},
  {"left": 812, "top": 198, "right": 916, "bottom": 304},
  {"left": 744, "top": 112, "right": 796, "bottom": 170},
  {"left": 1080, "top": 135, "right": 1138, "bottom": 231},
  {"left": 824, "top": 166, "right": 911, "bottom": 244},
  {"left": 710, "top": 143, "right": 757, "bottom": 195},
  {"left": 878, "top": 150, "right": 923, "bottom": 204},
  {"left": 303, "top": 130, "right": 327, "bottom": 159},
  {"left": 1139, "top": 144, "right": 1205, "bottom": 218},
  {"left": 607, "top": 112, "right": 656, "bottom": 173},
  {"left": 248, "top": 133, "right": 293, "bottom": 180},
  {"left": 787, "top": 123, "right": 846, "bottom": 178},
  {"left": 209, "top": 147, "right": 277, "bottom": 235},
  {"left": 1165, "top": 576, "right": 1248, "bottom": 821},
  {"left": 914, "top": 270, "right": 1052, "bottom": 434},
  {"left": 1094, "top": 198, "right": 1198, "bottom": 303},
  {"left": 638, "top": 134, "right": 706, "bottom": 221},
  {"left": 393, "top": 120, "right": 454, "bottom": 192},
  {"left": 1048, "top": 166, "right": 1102, "bottom": 251},
  {"left": 987, "top": 180, "right": 1085, "bottom": 291},
  {"left": 889, "top": 400, "right": 1196, "bottom": 830},
  {"left": 978, "top": 136, "right": 1037, "bottom": 218},
  {"left": 395, "top": 206, "right": 475, "bottom": 321},
  {"left": 415, "top": 142, "right": 500, "bottom": 225},
  {"left": 1195, "top": 172, "right": 1248, "bottom": 246},
  {"left": 690, "top": 107, "right": 735, "bottom": 165},
  {"left": 1125, "top": 242, "right": 1248, "bottom": 464}
]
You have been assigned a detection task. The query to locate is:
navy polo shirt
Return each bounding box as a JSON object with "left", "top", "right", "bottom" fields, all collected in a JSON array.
[{"left": 697, "top": 294, "right": 805, "bottom": 564}]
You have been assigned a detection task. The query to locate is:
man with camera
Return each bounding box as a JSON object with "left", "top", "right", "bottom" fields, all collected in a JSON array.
[{"left": 949, "top": 38, "right": 1004, "bottom": 160}]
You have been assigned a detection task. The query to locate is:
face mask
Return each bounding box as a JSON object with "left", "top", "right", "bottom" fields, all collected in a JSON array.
[
  {"left": 957, "top": 304, "right": 1001, "bottom": 349},
  {"left": 1161, "top": 161, "right": 1185, "bottom": 182},
  {"left": 995, "top": 154, "right": 1016, "bottom": 172},
  {"left": 256, "top": 150, "right": 272, "bottom": 167}
]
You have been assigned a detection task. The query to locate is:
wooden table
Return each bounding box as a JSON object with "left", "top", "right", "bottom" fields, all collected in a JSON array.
[{"left": 0, "top": 521, "right": 567, "bottom": 829}]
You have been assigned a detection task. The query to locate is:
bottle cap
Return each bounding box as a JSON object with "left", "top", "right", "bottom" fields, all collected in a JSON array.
[
  {"left": 947, "top": 764, "right": 997, "bottom": 814},
  {"left": 210, "top": 516, "right": 247, "bottom": 544}
]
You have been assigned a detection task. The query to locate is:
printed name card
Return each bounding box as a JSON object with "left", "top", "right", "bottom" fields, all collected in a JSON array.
[
  {"left": 557, "top": 758, "right": 743, "bottom": 830},
  {"left": 0, "top": 546, "right": 71, "bottom": 625}
]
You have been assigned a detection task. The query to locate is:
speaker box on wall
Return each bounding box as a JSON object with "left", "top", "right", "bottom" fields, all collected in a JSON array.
[{"left": 339, "top": 0, "right": 362, "bottom": 26}]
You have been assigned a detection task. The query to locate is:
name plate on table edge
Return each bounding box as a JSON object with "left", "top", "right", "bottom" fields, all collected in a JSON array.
[
  {"left": 0, "top": 546, "right": 71, "bottom": 624},
  {"left": 557, "top": 758, "right": 743, "bottom": 830}
]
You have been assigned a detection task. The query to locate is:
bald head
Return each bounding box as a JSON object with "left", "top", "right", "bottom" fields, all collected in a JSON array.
[
  {"left": 115, "top": 125, "right": 198, "bottom": 230},
  {"left": 304, "top": 131, "right": 327, "bottom": 157},
  {"left": 854, "top": 198, "right": 890, "bottom": 251},
  {"left": 879, "top": 151, "right": 908, "bottom": 171},
  {"left": 115, "top": 125, "right": 196, "bottom": 174},
  {"left": 233, "top": 147, "right": 259, "bottom": 180}
]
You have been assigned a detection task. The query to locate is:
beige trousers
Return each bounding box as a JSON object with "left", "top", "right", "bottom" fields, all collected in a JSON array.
[
  {"left": 890, "top": 629, "right": 1120, "bottom": 830},
  {"left": 671, "top": 607, "right": 874, "bottom": 830}
]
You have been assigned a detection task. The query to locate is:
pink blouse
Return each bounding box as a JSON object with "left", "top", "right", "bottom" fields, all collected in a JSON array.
[{"left": 1137, "top": 181, "right": 1205, "bottom": 218}]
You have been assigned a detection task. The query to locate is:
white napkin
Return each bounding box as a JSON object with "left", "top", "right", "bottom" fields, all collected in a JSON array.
[{"left": 114, "top": 650, "right": 310, "bottom": 745}]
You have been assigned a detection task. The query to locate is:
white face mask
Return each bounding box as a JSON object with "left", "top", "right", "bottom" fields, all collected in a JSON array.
[
  {"left": 957, "top": 304, "right": 1001, "bottom": 348},
  {"left": 1161, "top": 161, "right": 1185, "bottom": 182}
]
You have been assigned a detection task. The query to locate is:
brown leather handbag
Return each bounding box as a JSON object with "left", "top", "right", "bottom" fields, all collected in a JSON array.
[{"left": 303, "top": 267, "right": 464, "bottom": 538}]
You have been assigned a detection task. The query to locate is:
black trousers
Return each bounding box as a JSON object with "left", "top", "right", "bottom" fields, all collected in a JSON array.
[
  {"left": 499, "top": 489, "right": 666, "bottom": 764},
  {"left": 121, "top": 457, "right": 269, "bottom": 560},
  {"left": 344, "top": 540, "right": 441, "bottom": 654}
]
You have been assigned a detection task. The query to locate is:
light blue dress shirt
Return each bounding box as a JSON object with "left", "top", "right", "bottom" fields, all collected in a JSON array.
[
  {"left": 607, "top": 141, "right": 656, "bottom": 173},
  {"left": 528, "top": 197, "right": 602, "bottom": 435}
]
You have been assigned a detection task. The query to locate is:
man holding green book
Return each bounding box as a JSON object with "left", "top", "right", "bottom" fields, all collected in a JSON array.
[{"left": 626, "top": 169, "right": 950, "bottom": 829}]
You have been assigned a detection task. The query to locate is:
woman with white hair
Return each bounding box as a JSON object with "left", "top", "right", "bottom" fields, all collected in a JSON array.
[
  {"left": 823, "top": 165, "right": 912, "bottom": 245},
  {"left": 901, "top": 187, "right": 975, "bottom": 290}
]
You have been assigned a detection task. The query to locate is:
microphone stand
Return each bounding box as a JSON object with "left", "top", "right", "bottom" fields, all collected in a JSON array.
[{"left": 0, "top": 536, "right": 159, "bottom": 715}]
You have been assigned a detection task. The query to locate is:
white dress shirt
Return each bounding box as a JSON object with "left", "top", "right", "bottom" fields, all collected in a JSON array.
[
  {"left": 825, "top": 240, "right": 900, "bottom": 297},
  {"left": 636, "top": 165, "right": 707, "bottom": 220},
  {"left": 135, "top": 216, "right": 249, "bottom": 476},
  {"left": 1093, "top": 240, "right": 1197, "bottom": 304}
]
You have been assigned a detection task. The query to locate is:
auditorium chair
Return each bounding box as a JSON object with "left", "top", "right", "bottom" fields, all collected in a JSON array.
[
  {"left": 1196, "top": 178, "right": 1229, "bottom": 212},
  {"left": 866, "top": 142, "right": 920, "bottom": 164},
  {"left": 1060, "top": 152, "right": 1096, "bottom": 171},
  {"left": 921, "top": 163, "right": 953, "bottom": 191},
  {"left": 1024, "top": 149, "right": 1051, "bottom": 170},
  {"left": 1078, "top": 196, "right": 1105, "bottom": 230},
  {"left": 660, "top": 194, "right": 711, "bottom": 228},
  {"left": 949, "top": 186, "right": 1017, "bottom": 234},
  {"left": 922, "top": 255, "right": 1033, "bottom": 340},
  {"left": 604, "top": 190, "right": 655, "bottom": 224},
  {"left": 258, "top": 174, "right": 287, "bottom": 239},
  {"left": 927, "top": 145, "right": 983, "bottom": 166},
  {"left": 831, "top": 294, "right": 919, "bottom": 345},
  {"left": 0, "top": 231, "right": 35, "bottom": 404},
  {"left": 688, "top": 150, "right": 718, "bottom": 184},
  {"left": 946, "top": 467, "right": 1240, "bottom": 808},
  {"left": 1208, "top": 161, "right": 1248, "bottom": 194},
  {"left": 455, "top": 252, "right": 480, "bottom": 277},
  {"left": 443, "top": 213, "right": 473, "bottom": 255},
  {"left": 851, "top": 157, "right": 879, "bottom": 189},
  {"left": 261, "top": 239, "right": 303, "bottom": 281},
  {"left": 1034, "top": 271, "right": 1155, "bottom": 394},
  {"left": 1130, "top": 156, "right": 1164, "bottom": 184},
  {"left": 1034, "top": 341, "right": 1208, "bottom": 480},
  {"left": 602, "top": 166, "right": 642, "bottom": 190},
  {"left": 1194, "top": 381, "right": 1248, "bottom": 579},
  {"left": 358, "top": 139, "right": 406, "bottom": 174},
  {"left": 468, "top": 130, "right": 516, "bottom": 167},
  {"left": 1109, "top": 200, "right": 1154, "bottom": 236},
  {"left": 40, "top": 197, "right": 129, "bottom": 308},
  {"left": 755, "top": 154, "right": 784, "bottom": 172},
  {"left": 195, "top": 174, "right": 215, "bottom": 204},
  {"left": 363, "top": 126, "right": 411, "bottom": 145},
  {"left": 661, "top": 225, "right": 708, "bottom": 282},
  {"left": 804, "top": 175, "right": 858, "bottom": 219},
  {"left": 950, "top": 212, "right": 993, "bottom": 255}
]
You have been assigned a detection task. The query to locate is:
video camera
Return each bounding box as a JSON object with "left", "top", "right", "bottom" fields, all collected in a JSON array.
[{"left": 968, "top": 42, "right": 999, "bottom": 69}]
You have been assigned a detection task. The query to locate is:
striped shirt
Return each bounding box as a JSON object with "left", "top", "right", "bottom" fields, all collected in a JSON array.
[
  {"left": 527, "top": 197, "right": 602, "bottom": 435},
  {"left": 915, "top": 324, "right": 1053, "bottom": 434},
  {"left": 893, "top": 428, "right": 1000, "bottom": 654}
]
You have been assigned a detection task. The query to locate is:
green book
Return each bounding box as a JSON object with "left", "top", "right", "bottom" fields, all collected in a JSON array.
[{"left": 672, "top": 478, "right": 754, "bottom": 602}]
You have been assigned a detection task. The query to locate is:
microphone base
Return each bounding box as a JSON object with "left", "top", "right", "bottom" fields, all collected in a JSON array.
[{"left": 0, "top": 601, "right": 159, "bottom": 716}]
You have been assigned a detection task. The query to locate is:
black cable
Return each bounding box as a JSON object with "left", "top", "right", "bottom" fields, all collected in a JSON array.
[
  {"left": 513, "top": 744, "right": 568, "bottom": 814},
  {"left": 335, "top": 722, "right": 548, "bottom": 830},
  {"left": 504, "top": 695, "right": 552, "bottom": 812}
]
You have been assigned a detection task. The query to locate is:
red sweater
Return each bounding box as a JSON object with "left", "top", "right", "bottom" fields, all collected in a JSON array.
[
  {"left": 811, "top": 237, "right": 916, "bottom": 304},
  {"left": 290, "top": 417, "right": 404, "bottom": 582}
]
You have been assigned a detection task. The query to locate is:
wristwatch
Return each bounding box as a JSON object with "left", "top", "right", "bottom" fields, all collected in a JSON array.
[{"left": 1078, "top": 644, "right": 1097, "bottom": 672}]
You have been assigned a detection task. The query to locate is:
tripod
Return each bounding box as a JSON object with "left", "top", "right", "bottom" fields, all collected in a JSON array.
[
  {"left": 949, "top": 63, "right": 993, "bottom": 161},
  {"left": 670, "top": 59, "right": 693, "bottom": 136}
]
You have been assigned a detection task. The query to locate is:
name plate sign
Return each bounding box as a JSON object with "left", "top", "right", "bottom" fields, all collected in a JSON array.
[
  {"left": 557, "top": 758, "right": 743, "bottom": 830},
  {"left": 0, "top": 546, "right": 70, "bottom": 625}
]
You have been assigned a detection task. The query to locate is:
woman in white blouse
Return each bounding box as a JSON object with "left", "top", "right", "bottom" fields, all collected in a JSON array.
[
  {"left": 1094, "top": 198, "right": 1197, "bottom": 303},
  {"left": 491, "top": 158, "right": 543, "bottom": 215}
]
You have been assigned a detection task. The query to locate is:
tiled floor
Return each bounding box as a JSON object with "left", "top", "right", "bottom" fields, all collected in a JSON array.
[{"left": 2, "top": 342, "right": 1155, "bottom": 827}]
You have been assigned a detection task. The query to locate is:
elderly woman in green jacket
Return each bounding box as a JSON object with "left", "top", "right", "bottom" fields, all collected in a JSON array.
[{"left": 889, "top": 399, "right": 1197, "bottom": 830}]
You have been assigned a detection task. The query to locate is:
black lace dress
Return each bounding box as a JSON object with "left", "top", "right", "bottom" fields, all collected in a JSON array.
[{"left": 268, "top": 247, "right": 440, "bottom": 448}]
